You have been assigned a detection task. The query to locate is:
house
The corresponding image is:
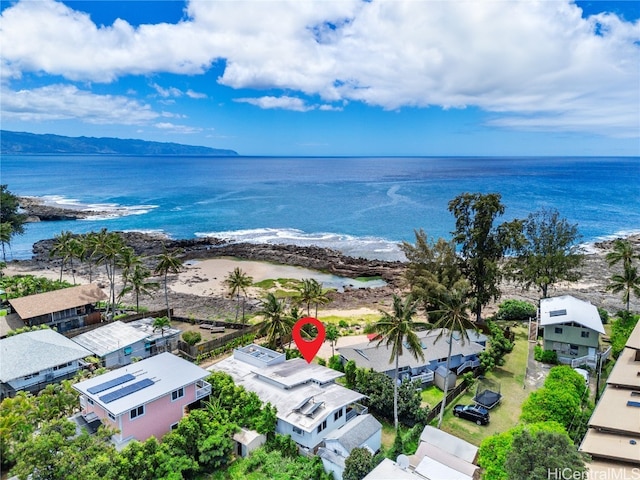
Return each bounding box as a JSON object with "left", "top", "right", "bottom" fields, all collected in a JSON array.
[
  {"left": 364, "top": 426, "right": 479, "bottom": 480},
  {"left": 71, "top": 321, "right": 153, "bottom": 368},
  {"left": 338, "top": 328, "right": 484, "bottom": 388},
  {"left": 539, "top": 295, "right": 605, "bottom": 367},
  {"left": 317, "top": 414, "right": 382, "bottom": 480},
  {"left": 73, "top": 352, "right": 212, "bottom": 449},
  {"left": 127, "top": 317, "right": 181, "bottom": 354},
  {"left": 209, "top": 344, "right": 373, "bottom": 452},
  {"left": 579, "top": 320, "right": 640, "bottom": 469},
  {"left": 71, "top": 319, "right": 181, "bottom": 368},
  {"left": 8, "top": 284, "right": 107, "bottom": 333},
  {"left": 233, "top": 428, "right": 266, "bottom": 458},
  {"left": 0, "top": 329, "right": 92, "bottom": 399}
]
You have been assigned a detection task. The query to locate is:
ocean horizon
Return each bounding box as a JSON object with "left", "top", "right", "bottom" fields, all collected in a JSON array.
[{"left": 3, "top": 155, "right": 639, "bottom": 261}]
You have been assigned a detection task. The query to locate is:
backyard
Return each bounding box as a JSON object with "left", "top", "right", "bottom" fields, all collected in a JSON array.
[{"left": 439, "top": 324, "right": 534, "bottom": 446}]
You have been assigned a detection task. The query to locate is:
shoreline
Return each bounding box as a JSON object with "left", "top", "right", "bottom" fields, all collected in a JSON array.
[{"left": 3, "top": 231, "right": 639, "bottom": 319}]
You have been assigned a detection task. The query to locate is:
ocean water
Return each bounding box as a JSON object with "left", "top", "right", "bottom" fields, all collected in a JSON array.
[{"left": 2, "top": 155, "right": 639, "bottom": 261}]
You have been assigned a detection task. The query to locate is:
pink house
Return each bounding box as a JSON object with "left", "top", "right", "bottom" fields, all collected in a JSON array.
[{"left": 73, "top": 352, "right": 211, "bottom": 449}]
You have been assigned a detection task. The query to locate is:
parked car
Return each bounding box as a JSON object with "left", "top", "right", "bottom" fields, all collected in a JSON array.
[
  {"left": 573, "top": 367, "right": 590, "bottom": 386},
  {"left": 453, "top": 404, "right": 490, "bottom": 425}
]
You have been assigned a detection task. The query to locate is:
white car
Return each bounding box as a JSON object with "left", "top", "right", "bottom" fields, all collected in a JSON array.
[{"left": 573, "top": 367, "right": 590, "bottom": 386}]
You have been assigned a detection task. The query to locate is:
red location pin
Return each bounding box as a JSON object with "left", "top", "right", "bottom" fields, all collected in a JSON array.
[{"left": 292, "top": 317, "right": 326, "bottom": 364}]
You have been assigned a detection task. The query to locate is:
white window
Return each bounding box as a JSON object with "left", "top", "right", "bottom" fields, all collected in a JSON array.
[
  {"left": 292, "top": 426, "right": 304, "bottom": 435},
  {"left": 130, "top": 405, "right": 145, "bottom": 419},
  {"left": 171, "top": 387, "right": 185, "bottom": 401}
]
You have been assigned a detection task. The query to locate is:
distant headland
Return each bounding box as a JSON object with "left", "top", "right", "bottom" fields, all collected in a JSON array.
[{"left": 0, "top": 130, "right": 238, "bottom": 156}]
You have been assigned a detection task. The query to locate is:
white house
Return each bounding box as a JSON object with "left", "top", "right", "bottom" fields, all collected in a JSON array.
[
  {"left": 364, "top": 426, "right": 479, "bottom": 480},
  {"left": 318, "top": 413, "right": 382, "bottom": 480},
  {"left": 539, "top": 295, "right": 605, "bottom": 367},
  {"left": 0, "top": 329, "right": 92, "bottom": 398},
  {"left": 71, "top": 319, "right": 181, "bottom": 368},
  {"left": 210, "top": 344, "right": 374, "bottom": 452}
]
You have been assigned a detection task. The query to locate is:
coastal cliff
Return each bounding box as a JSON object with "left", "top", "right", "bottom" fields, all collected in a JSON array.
[{"left": 1, "top": 130, "right": 238, "bottom": 156}]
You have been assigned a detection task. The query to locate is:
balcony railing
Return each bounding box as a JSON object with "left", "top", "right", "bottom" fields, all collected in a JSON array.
[
  {"left": 195, "top": 379, "right": 211, "bottom": 400},
  {"left": 456, "top": 359, "right": 480, "bottom": 375}
]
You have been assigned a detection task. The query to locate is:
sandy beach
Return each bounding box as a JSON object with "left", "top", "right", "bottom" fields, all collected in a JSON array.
[{"left": 4, "top": 232, "right": 639, "bottom": 321}]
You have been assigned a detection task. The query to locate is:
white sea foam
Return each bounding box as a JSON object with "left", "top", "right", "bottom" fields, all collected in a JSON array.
[
  {"left": 195, "top": 228, "right": 406, "bottom": 261},
  {"left": 580, "top": 229, "right": 640, "bottom": 254},
  {"left": 31, "top": 195, "right": 157, "bottom": 220}
]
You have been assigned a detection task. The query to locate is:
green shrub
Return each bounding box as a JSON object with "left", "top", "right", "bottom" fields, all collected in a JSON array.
[
  {"left": 496, "top": 299, "right": 537, "bottom": 321},
  {"left": 328, "top": 355, "right": 344, "bottom": 372},
  {"left": 534, "top": 345, "right": 558, "bottom": 364},
  {"left": 597, "top": 307, "right": 609, "bottom": 325},
  {"left": 338, "top": 319, "right": 349, "bottom": 328},
  {"left": 182, "top": 331, "right": 202, "bottom": 346}
]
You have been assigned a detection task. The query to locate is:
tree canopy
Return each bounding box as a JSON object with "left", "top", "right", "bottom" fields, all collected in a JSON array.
[
  {"left": 448, "top": 192, "right": 505, "bottom": 322},
  {"left": 502, "top": 208, "right": 583, "bottom": 298}
]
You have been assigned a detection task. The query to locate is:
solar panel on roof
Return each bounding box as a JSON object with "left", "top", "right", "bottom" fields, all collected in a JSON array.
[
  {"left": 87, "top": 374, "right": 136, "bottom": 394},
  {"left": 99, "top": 378, "right": 154, "bottom": 404},
  {"left": 304, "top": 402, "right": 323, "bottom": 417},
  {"left": 293, "top": 396, "right": 312, "bottom": 412},
  {"left": 627, "top": 401, "right": 640, "bottom": 408}
]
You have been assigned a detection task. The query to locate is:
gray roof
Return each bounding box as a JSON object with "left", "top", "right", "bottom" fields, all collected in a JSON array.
[
  {"left": 419, "top": 426, "right": 478, "bottom": 463},
  {"left": 73, "top": 352, "right": 209, "bottom": 416},
  {"left": 71, "top": 321, "right": 150, "bottom": 356},
  {"left": 540, "top": 295, "right": 605, "bottom": 334},
  {"left": 338, "top": 328, "right": 485, "bottom": 372},
  {"left": 324, "top": 413, "right": 382, "bottom": 453},
  {"left": 210, "top": 351, "right": 365, "bottom": 432},
  {"left": 0, "top": 329, "right": 92, "bottom": 381},
  {"left": 127, "top": 317, "right": 181, "bottom": 341}
]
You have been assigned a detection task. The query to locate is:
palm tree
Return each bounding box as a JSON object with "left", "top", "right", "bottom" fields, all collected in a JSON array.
[
  {"left": 430, "top": 284, "right": 475, "bottom": 429},
  {"left": 607, "top": 264, "right": 640, "bottom": 311},
  {"left": 295, "top": 279, "right": 316, "bottom": 316},
  {"left": 121, "top": 263, "right": 158, "bottom": 313},
  {"left": 257, "top": 293, "right": 293, "bottom": 351},
  {"left": 0, "top": 222, "right": 13, "bottom": 263},
  {"left": 152, "top": 316, "right": 171, "bottom": 337},
  {"left": 310, "top": 279, "right": 330, "bottom": 317},
  {"left": 49, "top": 230, "right": 75, "bottom": 282},
  {"left": 606, "top": 239, "right": 638, "bottom": 270},
  {"left": 154, "top": 247, "right": 183, "bottom": 319},
  {"left": 224, "top": 267, "right": 253, "bottom": 322},
  {"left": 91, "top": 229, "right": 125, "bottom": 320},
  {"left": 374, "top": 294, "right": 427, "bottom": 430},
  {"left": 116, "top": 246, "right": 139, "bottom": 303}
]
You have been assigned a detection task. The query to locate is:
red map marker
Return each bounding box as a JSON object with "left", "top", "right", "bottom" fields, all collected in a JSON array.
[{"left": 292, "top": 317, "right": 326, "bottom": 364}]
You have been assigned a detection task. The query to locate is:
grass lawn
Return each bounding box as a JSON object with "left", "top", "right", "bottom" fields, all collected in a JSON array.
[
  {"left": 439, "top": 325, "right": 533, "bottom": 446},
  {"left": 420, "top": 385, "right": 443, "bottom": 408},
  {"left": 380, "top": 419, "right": 397, "bottom": 451}
]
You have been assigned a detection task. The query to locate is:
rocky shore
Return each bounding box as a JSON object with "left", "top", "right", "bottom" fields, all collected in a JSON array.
[
  {"left": 7, "top": 230, "right": 637, "bottom": 320},
  {"left": 9, "top": 198, "right": 640, "bottom": 318},
  {"left": 19, "top": 196, "right": 112, "bottom": 221}
]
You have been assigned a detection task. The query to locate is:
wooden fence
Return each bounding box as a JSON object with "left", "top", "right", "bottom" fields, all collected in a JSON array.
[
  {"left": 176, "top": 322, "right": 261, "bottom": 360},
  {"left": 424, "top": 379, "right": 471, "bottom": 424}
]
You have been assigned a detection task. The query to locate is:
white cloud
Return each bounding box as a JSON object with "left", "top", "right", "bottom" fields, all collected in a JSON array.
[
  {"left": 186, "top": 89, "right": 207, "bottom": 99},
  {"left": 1, "top": 84, "right": 159, "bottom": 124},
  {"left": 154, "top": 122, "right": 202, "bottom": 134},
  {"left": 1, "top": 0, "right": 638, "bottom": 136},
  {"left": 235, "top": 96, "right": 314, "bottom": 112}
]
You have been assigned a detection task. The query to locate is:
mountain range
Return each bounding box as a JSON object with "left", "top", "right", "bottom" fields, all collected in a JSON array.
[{"left": 0, "top": 130, "right": 238, "bottom": 156}]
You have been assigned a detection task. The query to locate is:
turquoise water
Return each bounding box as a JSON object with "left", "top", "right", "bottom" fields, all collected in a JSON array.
[{"left": 2, "top": 155, "right": 639, "bottom": 260}]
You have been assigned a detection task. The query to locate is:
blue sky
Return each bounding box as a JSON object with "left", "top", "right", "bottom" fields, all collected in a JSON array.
[{"left": 1, "top": 0, "right": 638, "bottom": 156}]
